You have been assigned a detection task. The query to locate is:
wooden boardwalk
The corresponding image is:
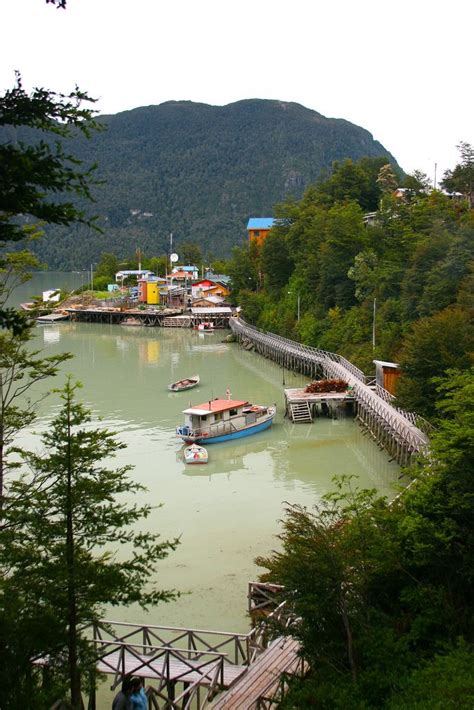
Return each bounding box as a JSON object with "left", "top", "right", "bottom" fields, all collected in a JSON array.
[
  {"left": 211, "top": 637, "right": 306, "bottom": 709},
  {"left": 42, "top": 586, "right": 304, "bottom": 709},
  {"left": 230, "top": 317, "right": 431, "bottom": 465},
  {"left": 78, "top": 620, "right": 255, "bottom": 709}
]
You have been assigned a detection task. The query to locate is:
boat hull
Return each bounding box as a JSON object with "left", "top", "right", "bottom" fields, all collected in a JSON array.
[
  {"left": 184, "top": 445, "right": 208, "bottom": 464},
  {"left": 178, "top": 413, "right": 274, "bottom": 444},
  {"left": 168, "top": 375, "right": 200, "bottom": 392}
]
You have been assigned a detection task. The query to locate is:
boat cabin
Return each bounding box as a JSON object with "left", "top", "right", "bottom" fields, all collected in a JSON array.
[{"left": 182, "top": 399, "right": 248, "bottom": 434}]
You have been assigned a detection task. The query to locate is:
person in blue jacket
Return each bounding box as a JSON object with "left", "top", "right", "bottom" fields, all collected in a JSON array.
[{"left": 130, "top": 677, "right": 148, "bottom": 710}]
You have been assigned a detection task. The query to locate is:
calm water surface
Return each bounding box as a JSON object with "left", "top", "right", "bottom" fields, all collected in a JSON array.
[{"left": 11, "top": 274, "right": 400, "bottom": 704}]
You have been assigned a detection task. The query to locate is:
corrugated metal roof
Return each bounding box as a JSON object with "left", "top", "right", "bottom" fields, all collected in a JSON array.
[
  {"left": 191, "top": 307, "right": 232, "bottom": 314},
  {"left": 247, "top": 218, "right": 274, "bottom": 230}
]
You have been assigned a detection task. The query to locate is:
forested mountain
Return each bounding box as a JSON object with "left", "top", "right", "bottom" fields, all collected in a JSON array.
[{"left": 20, "top": 99, "right": 398, "bottom": 268}]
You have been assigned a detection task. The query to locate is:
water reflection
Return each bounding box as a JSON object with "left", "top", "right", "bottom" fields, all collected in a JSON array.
[{"left": 177, "top": 438, "right": 270, "bottom": 478}]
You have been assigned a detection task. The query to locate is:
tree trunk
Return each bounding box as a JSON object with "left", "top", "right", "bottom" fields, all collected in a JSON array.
[
  {"left": 65, "top": 393, "right": 82, "bottom": 708},
  {"left": 340, "top": 592, "right": 357, "bottom": 683}
]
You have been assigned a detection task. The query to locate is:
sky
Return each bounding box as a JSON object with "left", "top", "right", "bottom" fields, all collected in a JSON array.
[{"left": 1, "top": 0, "right": 472, "bottom": 182}]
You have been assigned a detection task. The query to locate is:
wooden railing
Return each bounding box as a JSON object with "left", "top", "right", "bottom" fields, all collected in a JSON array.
[
  {"left": 230, "top": 317, "right": 430, "bottom": 463},
  {"left": 91, "top": 619, "right": 252, "bottom": 669}
]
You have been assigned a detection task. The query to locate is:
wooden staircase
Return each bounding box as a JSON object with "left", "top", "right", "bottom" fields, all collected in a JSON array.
[{"left": 289, "top": 401, "right": 312, "bottom": 423}]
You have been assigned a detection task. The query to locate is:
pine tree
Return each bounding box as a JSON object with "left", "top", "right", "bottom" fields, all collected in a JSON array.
[{"left": 0, "top": 379, "right": 179, "bottom": 709}]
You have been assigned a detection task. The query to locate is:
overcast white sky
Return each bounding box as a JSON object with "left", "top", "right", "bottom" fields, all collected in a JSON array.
[{"left": 1, "top": 0, "right": 472, "bottom": 182}]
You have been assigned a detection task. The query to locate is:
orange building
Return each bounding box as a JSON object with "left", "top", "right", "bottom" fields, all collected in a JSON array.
[{"left": 247, "top": 218, "right": 274, "bottom": 245}]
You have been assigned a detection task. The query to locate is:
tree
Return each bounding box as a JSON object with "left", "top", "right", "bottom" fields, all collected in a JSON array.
[
  {"left": 0, "top": 73, "right": 100, "bottom": 245},
  {"left": 315, "top": 157, "right": 390, "bottom": 212},
  {"left": 257, "top": 479, "right": 405, "bottom": 707},
  {"left": 179, "top": 242, "right": 203, "bottom": 266},
  {"left": 376, "top": 163, "right": 398, "bottom": 195},
  {"left": 260, "top": 231, "right": 293, "bottom": 291},
  {"left": 0, "top": 247, "right": 43, "bottom": 333},
  {"left": 441, "top": 142, "right": 474, "bottom": 208},
  {"left": 227, "top": 242, "right": 260, "bottom": 298},
  {"left": 0, "top": 380, "right": 179, "bottom": 708},
  {"left": 396, "top": 306, "right": 474, "bottom": 417},
  {"left": 402, "top": 169, "right": 432, "bottom": 197},
  {"left": 0, "top": 324, "right": 71, "bottom": 509},
  {"left": 146, "top": 255, "right": 168, "bottom": 276},
  {"left": 0, "top": 74, "right": 100, "bottom": 330},
  {"left": 94, "top": 252, "right": 119, "bottom": 280}
]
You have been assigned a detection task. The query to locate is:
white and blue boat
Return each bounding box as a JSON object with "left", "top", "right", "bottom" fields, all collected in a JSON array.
[{"left": 176, "top": 398, "right": 276, "bottom": 444}]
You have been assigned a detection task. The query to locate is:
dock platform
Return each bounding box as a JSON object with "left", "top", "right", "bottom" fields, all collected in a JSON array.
[{"left": 284, "top": 387, "right": 354, "bottom": 422}]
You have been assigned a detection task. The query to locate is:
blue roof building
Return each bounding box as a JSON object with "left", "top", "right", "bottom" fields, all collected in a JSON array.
[{"left": 247, "top": 218, "right": 275, "bottom": 244}]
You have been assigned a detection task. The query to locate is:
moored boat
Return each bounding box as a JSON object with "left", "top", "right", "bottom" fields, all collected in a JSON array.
[
  {"left": 195, "top": 322, "right": 214, "bottom": 332},
  {"left": 168, "top": 375, "right": 200, "bottom": 392},
  {"left": 176, "top": 398, "right": 276, "bottom": 444},
  {"left": 184, "top": 444, "right": 209, "bottom": 464}
]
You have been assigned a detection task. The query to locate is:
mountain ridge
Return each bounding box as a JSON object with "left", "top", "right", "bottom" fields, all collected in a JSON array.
[{"left": 26, "top": 98, "right": 400, "bottom": 268}]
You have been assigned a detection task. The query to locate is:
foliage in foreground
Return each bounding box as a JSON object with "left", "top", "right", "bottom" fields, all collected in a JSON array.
[
  {"left": 0, "top": 380, "right": 179, "bottom": 709},
  {"left": 257, "top": 368, "right": 474, "bottom": 708},
  {"left": 0, "top": 74, "right": 100, "bottom": 333}
]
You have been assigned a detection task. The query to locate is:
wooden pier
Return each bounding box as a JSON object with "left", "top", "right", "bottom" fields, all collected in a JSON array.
[
  {"left": 65, "top": 306, "right": 180, "bottom": 326},
  {"left": 64, "top": 306, "right": 232, "bottom": 328},
  {"left": 230, "top": 317, "right": 431, "bottom": 465}
]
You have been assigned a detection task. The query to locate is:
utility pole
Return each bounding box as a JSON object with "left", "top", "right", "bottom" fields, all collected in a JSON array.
[{"left": 372, "top": 297, "right": 377, "bottom": 351}]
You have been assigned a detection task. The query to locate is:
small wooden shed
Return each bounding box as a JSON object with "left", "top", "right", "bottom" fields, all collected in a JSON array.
[{"left": 373, "top": 360, "right": 401, "bottom": 395}]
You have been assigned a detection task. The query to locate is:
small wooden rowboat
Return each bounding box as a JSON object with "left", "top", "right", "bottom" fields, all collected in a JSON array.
[
  {"left": 168, "top": 375, "right": 200, "bottom": 392},
  {"left": 184, "top": 444, "right": 208, "bottom": 464}
]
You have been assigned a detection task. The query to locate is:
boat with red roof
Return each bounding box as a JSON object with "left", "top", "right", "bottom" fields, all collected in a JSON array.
[{"left": 176, "top": 397, "right": 276, "bottom": 444}]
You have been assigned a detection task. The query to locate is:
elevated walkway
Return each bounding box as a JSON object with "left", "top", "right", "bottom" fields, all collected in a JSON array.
[
  {"left": 211, "top": 637, "right": 305, "bottom": 709},
  {"left": 230, "top": 317, "right": 431, "bottom": 465}
]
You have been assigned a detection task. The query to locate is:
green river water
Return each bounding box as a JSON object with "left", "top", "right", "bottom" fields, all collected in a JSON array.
[{"left": 11, "top": 273, "right": 400, "bottom": 704}]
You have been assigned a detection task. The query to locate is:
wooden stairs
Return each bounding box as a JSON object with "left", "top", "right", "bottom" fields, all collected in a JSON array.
[{"left": 289, "top": 401, "right": 312, "bottom": 423}]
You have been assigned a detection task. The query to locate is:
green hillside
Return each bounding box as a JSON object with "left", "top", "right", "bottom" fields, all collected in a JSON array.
[{"left": 25, "top": 99, "right": 398, "bottom": 268}]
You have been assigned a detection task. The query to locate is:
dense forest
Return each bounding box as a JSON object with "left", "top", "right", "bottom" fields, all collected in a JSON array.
[
  {"left": 6, "top": 99, "right": 399, "bottom": 269},
  {"left": 227, "top": 153, "right": 474, "bottom": 419}
]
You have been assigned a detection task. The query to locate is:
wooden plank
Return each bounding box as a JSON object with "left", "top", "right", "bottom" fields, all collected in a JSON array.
[{"left": 211, "top": 637, "right": 301, "bottom": 709}]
